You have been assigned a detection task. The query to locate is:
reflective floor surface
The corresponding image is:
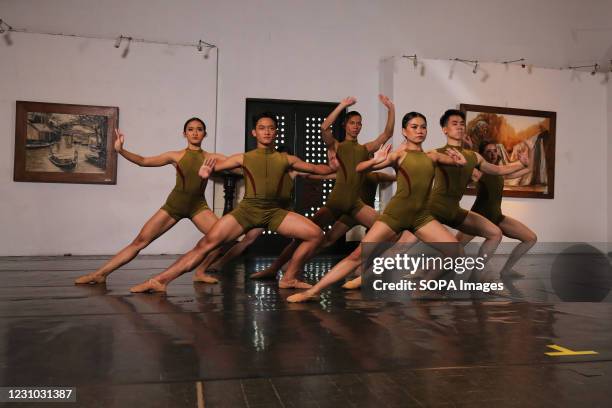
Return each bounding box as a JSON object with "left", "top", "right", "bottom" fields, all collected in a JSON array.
[{"left": 1, "top": 254, "right": 611, "bottom": 407}]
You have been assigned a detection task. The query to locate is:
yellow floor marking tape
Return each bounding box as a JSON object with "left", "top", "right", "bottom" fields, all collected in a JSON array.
[{"left": 545, "top": 344, "right": 598, "bottom": 356}]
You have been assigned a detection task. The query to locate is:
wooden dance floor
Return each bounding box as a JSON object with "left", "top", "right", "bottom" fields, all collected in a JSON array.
[{"left": 1, "top": 254, "right": 612, "bottom": 407}]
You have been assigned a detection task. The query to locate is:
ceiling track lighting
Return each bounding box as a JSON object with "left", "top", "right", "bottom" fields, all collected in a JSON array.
[
  {"left": 197, "top": 39, "right": 216, "bottom": 52},
  {"left": 502, "top": 58, "right": 527, "bottom": 68},
  {"left": 114, "top": 35, "right": 124, "bottom": 48},
  {"left": 451, "top": 58, "right": 479, "bottom": 74},
  {"left": 568, "top": 63, "right": 600, "bottom": 75},
  {"left": 402, "top": 54, "right": 418, "bottom": 67},
  {"left": 0, "top": 18, "right": 13, "bottom": 34}
]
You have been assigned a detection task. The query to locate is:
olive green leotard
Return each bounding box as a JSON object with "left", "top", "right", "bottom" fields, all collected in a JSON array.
[
  {"left": 323, "top": 139, "right": 370, "bottom": 220},
  {"left": 428, "top": 145, "right": 479, "bottom": 228},
  {"left": 471, "top": 173, "right": 505, "bottom": 225},
  {"left": 278, "top": 171, "right": 295, "bottom": 211},
  {"left": 161, "top": 148, "right": 210, "bottom": 221},
  {"left": 229, "top": 147, "right": 291, "bottom": 232},
  {"left": 338, "top": 172, "right": 383, "bottom": 228},
  {"left": 378, "top": 150, "right": 435, "bottom": 233}
]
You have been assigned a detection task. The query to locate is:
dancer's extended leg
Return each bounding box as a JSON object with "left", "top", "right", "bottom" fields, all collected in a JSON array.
[
  {"left": 287, "top": 221, "right": 397, "bottom": 302},
  {"left": 455, "top": 231, "right": 475, "bottom": 247},
  {"left": 456, "top": 212, "right": 502, "bottom": 261},
  {"left": 130, "top": 215, "right": 245, "bottom": 293},
  {"left": 497, "top": 216, "right": 537, "bottom": 278},
  {"left": 190, "top": 209, "right": 223, "bottom": 284},
  {"left": 275, "top": 213, "right": 324, "bottom": 289},
  {"left": 75, "top": 210, "right": 177, "bottom": 284},
  {"left": 250, "top": 207, "right": 334, "bottom": 279},
  {"left": 342, "top": 228, "right": 409, "bottom": 290},
  {"left": 203, "top": 228, "right": 264, "bottom": 272}
]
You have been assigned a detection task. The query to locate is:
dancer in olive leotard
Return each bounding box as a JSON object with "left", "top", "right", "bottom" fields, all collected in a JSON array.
[
  {"left": 336, "top": 171, "right": 396, "bottom": 228},
  {"left": 456, "top": 141, "right": 537, "bottom": 277},
  {"left": 74, "top": 118, "right": 228, "bottom": 285},
  {"left": 129, "top": 112, "right": 339, "bottom": 293},
  {"left": 192, "top": 146, "right": 301, "bottom": 274},
  {"left": 251, "top": 95, "right": 396, "bottom": 279},
  {"left": 287, "top": 112, "right": 468, "bottom": 303},
  {"left": 427, "top": 110, "right": 529, "bottom": 262}
]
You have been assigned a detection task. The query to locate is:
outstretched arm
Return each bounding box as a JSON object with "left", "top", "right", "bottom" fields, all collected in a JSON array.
[
  {"left": 356, "top": 144, "right": 394, "bottom": 172},
  {"left": 321, "top": 97, "right": 356, "bottom": 149},
  {"left": 207, "top": 152, "right": 243, "bottom": 177},
  {"left": 371, "top": 171, "right": 396, "bottom": 183},
  {"left": 287, "top": 154, "right": 337, "bottom": 175},
  {"left": 364, "top": 94, "right": 395, "bottom": 153},
  {"left": 504, "top": 166, "right": 531, "bottom": 180},
  {"left": 477, "top": 150, "right": 528, "bottom": 176},
  {"left": 213, "top": 153, "right": 244, "bottom": 172},
  {"left": 427, "top": 148, "right": 467, "bottom": 167},
  {"left": 114, "top": 129, "right": 177, "bottom": 167},
  {"left": 298, "top": 172, "right": 337, "bottom": 180}
]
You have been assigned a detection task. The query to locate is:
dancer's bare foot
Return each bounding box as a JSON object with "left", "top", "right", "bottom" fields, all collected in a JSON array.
[
  {"left": 74, "top": 272, "right": 106, "bottom": 285},
  {"left": 500, "top": 269, "right": 525, "bottom": 279},
  {"left": 278, "top": 279, "right": 312, "bottom": 289},
  {"left": 342, "top": 276, "right": 362, "bottom": 290},
  {"left": 192, "top": 273, "right": 219, "bottom": 284},
  {"left": 286, "top": 290, "right": 318, "bottom": 303},
  {"left": 130, "top": 279, "right": 167, "bottom": 293},
  {"left": 249, "top": 267, "right": 278, "bottom": 280}
]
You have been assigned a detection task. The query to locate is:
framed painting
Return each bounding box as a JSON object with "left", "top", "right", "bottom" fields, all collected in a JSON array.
[
  {"left": 460, "top": 104, "right": 556, "bottom": 199},
  {"left": 14, "top": 101, "right": 119, "bottom": 184}
]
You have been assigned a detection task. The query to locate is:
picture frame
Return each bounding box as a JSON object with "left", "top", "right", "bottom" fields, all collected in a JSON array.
[
  {"left": 460, "top": 104, "right": 556, "bottom": 199},
  {"left": 13, "top": 101, "right": 119, "bottom": 184}
]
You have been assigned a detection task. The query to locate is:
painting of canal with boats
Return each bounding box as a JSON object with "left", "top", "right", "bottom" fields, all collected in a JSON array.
[{"left": 25, "top": 112, "right": 108, "bottom": 174}]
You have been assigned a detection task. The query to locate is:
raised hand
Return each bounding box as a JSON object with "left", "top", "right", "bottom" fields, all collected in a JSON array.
[
  {"left": 198, "top": 158, "right": 216, "bottom": 179},
  {"left": 445, "top": 147, "right": 467, "bottom": 165},
  {"left": 373, "top": 144, "right": 392, "bottom": 164},
  {"left": 114, "top": 129, "right": 125, "bottom": 152},
  {"left": 378, "top": 94, "right": 394, "bottom": 110},
  {"left": 327, "top": 149, "right": 340, "bottom": 171},
  {"left": 340, "top": 96, "right": 357, "bottom": 107}
]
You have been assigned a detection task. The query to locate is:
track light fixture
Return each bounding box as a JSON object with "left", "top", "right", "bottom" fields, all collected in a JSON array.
[
  {"left": 0, "top": 18, "right": 13, "bottom": 34},
  {"left": 501, "top": 58, "right": 526, "bottom": 68},
  {"left": 196, "top": 39, "right": 216, "bottom": 53},
  {"left": 451, "top": 58, "right": 479, "bottom": 74},
  {"left": 568, "top": 63, "right": 600, "bottom": 75},
  {"left": 402, "top": 54, "right": 418, "bottom": 67}
]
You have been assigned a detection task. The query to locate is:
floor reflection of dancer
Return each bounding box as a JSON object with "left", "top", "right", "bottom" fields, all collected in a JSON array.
[
  {"left": 456, "top": 142, "right": 537, "bottom": 278},
  {"left": 251, "top": 95, "right": 396, "bottom": 279},
  {"left": 130, "top": 112, "right": 339, "bottom": 293},
  {"left": 75, "top": 118, "right": 226, "bottom": 285},
  {"left": 428, "top": 110, "right": 530, "bottom": 262},
  {"left": 287, "top": 112, "right": 468, "bottom": 303}
]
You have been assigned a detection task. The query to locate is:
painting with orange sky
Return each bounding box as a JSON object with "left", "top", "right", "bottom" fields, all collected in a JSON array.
[{"left": 460, "top": 104, "right": 556, "bottom": 199}]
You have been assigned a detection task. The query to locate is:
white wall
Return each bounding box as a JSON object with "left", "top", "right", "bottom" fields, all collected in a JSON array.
[
  {"left": 1, "top": 0, "right": 611, "bottom": 255},
  {"left": 0, "top": 33, "right": 217, "bottom": 255},
  {"left": 392, "top": 58, "right": 608, "bottom": 242}
]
